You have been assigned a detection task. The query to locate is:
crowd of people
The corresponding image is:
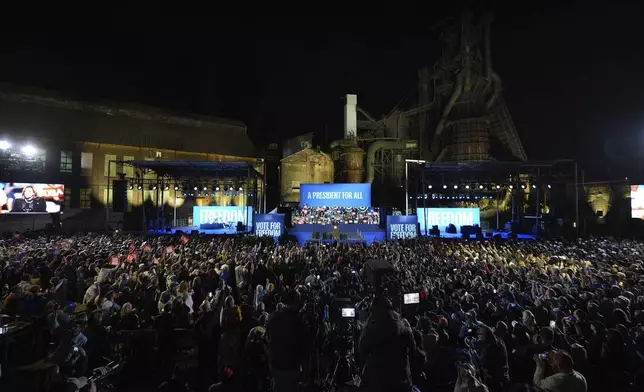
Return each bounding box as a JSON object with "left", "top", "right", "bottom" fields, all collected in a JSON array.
[
  {"left": 1, "top": 230, "right": 644, "bottom": 392},
  {"left": 292, "top": 206, "right": 380, "bottom": 225}
]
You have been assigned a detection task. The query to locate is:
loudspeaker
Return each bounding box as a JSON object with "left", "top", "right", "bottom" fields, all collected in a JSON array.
[
  {"left": 277, "top": 206, "right": 293, "bottom": 228},
  {"left": 112, "top": 180, "right": 127, "bottom": 213},
  {"left": 364, "top": 259, "right": 395, "bottom": 292}
]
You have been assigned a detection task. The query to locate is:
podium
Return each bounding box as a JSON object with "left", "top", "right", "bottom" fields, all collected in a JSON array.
[{"left": 332, "top": 225, "right": 340, "bottom": 240}]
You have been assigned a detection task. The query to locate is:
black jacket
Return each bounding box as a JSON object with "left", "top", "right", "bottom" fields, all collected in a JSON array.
[{"left": 359, "top": 309, "right": 415, "bottom": 392}]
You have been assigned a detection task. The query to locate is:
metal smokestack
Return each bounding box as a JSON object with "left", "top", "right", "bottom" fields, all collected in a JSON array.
[{"left": 344, "top": 94, "right": 357, "bottom": 139}]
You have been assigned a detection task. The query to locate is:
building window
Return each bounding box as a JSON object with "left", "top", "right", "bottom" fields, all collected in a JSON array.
[
  {"left": 123, "top": 155, "right": 135, "bottom": 178},
  {"left": 80, "top": 188, "right": 92, "bottom": 209},
  {"left": 64, "top": 187, "right": 72, "bottom": 208},
  {"left": 81, "top": 152, "right": 93, "bottom": 175},
  {"left": 60, "top": 150, "right": 73, "bottom": 173},
  {"left": 104, "top": 154, "right": 117, "bottom": 177}
]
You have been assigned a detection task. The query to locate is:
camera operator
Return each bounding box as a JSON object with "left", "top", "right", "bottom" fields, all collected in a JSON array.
[
  {"left": 358, "top": 295, "right": 416, "bottom": 392},
  {"left": 533, "top": 350, "right": 587, "bottom": 392}
]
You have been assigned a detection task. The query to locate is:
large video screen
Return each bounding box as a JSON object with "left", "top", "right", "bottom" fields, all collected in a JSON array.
[
  {"left": 292, "top": 206, "right": 379, "bottom": 225},
  {"left": 417, "top": 207, "right": 481, "bottom": 232},
  {"left": 631, "top": 185, "right": 644, "bottom": 219},
  {"left": 0, "top": 182, "right": 65, "bottom": 214}
]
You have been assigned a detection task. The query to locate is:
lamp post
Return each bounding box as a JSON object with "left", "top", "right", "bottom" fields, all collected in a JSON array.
[{"left": 405, "top": 159, "right": 427, "bottom": 215}]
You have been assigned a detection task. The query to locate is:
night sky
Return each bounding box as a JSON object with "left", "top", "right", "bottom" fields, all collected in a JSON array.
[{"left": 1, "top": 2, "right": 643, "bottom": 179}]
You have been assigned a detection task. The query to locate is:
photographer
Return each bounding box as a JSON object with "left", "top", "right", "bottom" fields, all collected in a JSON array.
[
  {"left": 533, "top": 350, "right": 587, "bottom": 392},
  {"left": 358, "top": 296, "right": 416, "bottom": 392}
]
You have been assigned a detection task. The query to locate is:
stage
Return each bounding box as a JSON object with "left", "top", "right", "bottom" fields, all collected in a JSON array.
[{"left": 147, "top": 225, "right": 535, "bottom": 242}]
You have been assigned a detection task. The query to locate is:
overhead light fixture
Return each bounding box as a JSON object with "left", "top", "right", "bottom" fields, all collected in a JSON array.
[
  {"left": 453, "top": 185, "right": 458, "bottom": 189},
  {"left": 521, "top": 184, "right": 526, "bottom": 189},
  {"left": 532, "top": 184, "right": 536, "bottom": 189},
  {"left": 479, "top": 185, "right": 484, "bottom": 189},
  {"left": 137, "top": 184, "right": 143, "bottom": 190},
  {"left": 215, "top": 185, "right": 220, "bottom": 191},
  {"left": 0, "top": 140, "right": 10, "bottom": 150},
  {"left": 164, "top": 185, "right": 169, "bottom": 191},
  {"left": 202, "top": 186, "right": 208, "bottom": 191},
  {"left": 465, "top": 185, "right": 470, "bottom": 189},
  {"left": 229, "top": 186, "right": 234, "bottom": 191},
  {"left": 547, "top": 184, "right": 552, "bottom": 189},
  {"left": 22, "top": 144, "right": 37, "bottom": 156},
  {"left": 238, "top": 186, "right": 243, "bottom": 191},
  {"left": 428, "top": 185, "right": 432, "bottom": 189},
  {"left": 152, "top": 185, "right": 157, "bottom": 190},
  {"left": 496, "top": 185, "right": 501, "bottom": 189},
  {"left": 509, "top": 185, "right": 513, "bottom": 189},
  {"left": 174, "top": 185, "right": 180, "bottom": 191},
  {"left": 128, "top": 184, "right": 134, "bottom": 190},
  {"left": 193, "top": 186, "right": 198, "bottom": 191},
  {"left": 443, "top": 185, "right": 447, "bottom": 189}
]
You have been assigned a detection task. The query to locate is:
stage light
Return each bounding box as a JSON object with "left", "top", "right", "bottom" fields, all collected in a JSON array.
[
  {"left": 202, "top": 186, "right": 207, "bottom": 191},
  {"left": 238, "top": 186, "right": 243, "bottom": 191},
  {"left": 496, "top": 185, "right": 501, "bottom": 189},
  {"left": 428, "top": 185, "right": 432, "bottom": 189},
  {"left": 509, "top": 185, "right": 513, "bottom": 189},
  {"left": 152, "top": 185, "right": 157, "bottom": 190},
  {"left": 532, "top": 184, "right": 536, "bottom": 189},
  {"left": 521, "top": 184, "right": 526, "bottom": 189},
  {"left": 22, "top": 144, "right": 37, "bottom": 156},
  {"left": 164, "top": 185, "right": 169, "bottom": 191},
  {"left": 128, "top": 184, "right": 134, "bottom": 190},
  {"left": 0, "top": 140, "right": 10, "bottom": 150},
  {"left": 174, "top": 185, "right": 179, "bottom": 191},
  {"left": 215, "top": 185, "right": 220, "bottom": 191},
  {"left": 547, "top": 184, "right": 552, "bottom": 189},
  {"left": 193, "top": 186, "right": 198, "bottom": 191},
  {"left": 137, "top": 184, "right": 143, "bottom": 190},
  {"left": 443, "top": 185, "right": 447, "bottom": 189},
  {"left": 479, "top": 185, "right": 484, "bottom": 189},
  {"left": 229, "top": 186, "right": 234, "bottom": 191},
  {"left": 453, "top": 185, "right": 458, "bottom": 189},
  {"left": 465, "top": 185, "right": 470, "bottom": 189}
]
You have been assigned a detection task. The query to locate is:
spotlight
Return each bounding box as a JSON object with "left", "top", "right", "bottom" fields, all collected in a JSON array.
[
  {"left": 174, "top": 185, "right": 180, "bottom": 191},
  {"left": 465, "top": 185, "right": 470, "bottom": 189},
  {"left": 229, "top": 186, "right": 234, "bottom": 191},
  {"left": 453, "top": 185, "right": 458, "bottom": 189},
  {"left": 202, "top": 186, "right": 208, "bottom": 191},
  {"left": 128, "top": 184, "right": 134, "bottom": 190},
  {"left": 443, "top": 185, "right": 447, "bottom": 189},
  {"left": 532, "top": 184, "right": 536, "bottom": 189},
  {"left": 496, "top": 185, "right": 501, "bottom": 189},
  {"left": 152, "top": 185, "right": 157, "bottom": 190},
  {"left": 164, "top": 185, "right": 169, "bottom": 191},
  {"left": 193, "top": 186, "right": 198, "bottom": 191},
  {"left": 238, "top": 186, "right": 243, "bottom": 191},
  {"left": 215, "top": 185, "right": 221, "bottom": 191},
  {"left": 428, "top": 185, "right": 432, "bottom": 189},
  {"left": 479, "top": 185, "right": 484, "bottom": 189},
  {"left": 137, "top": 184, "right": 142, "bottom": 190},
  {"left": 22, "top": 144, "right": 37, "bottom": 156},
  {"left": 509, "top": 185, "right": 513, "bottom": 189},
  {"left": 547, "top": 184, "right": 552, "bottom": 189},
  {"left": 0, "top": 140, "right": 10, "bottom": 150},
  {"left": 521, "top": 184, "right": 526, "bottom": 189}
]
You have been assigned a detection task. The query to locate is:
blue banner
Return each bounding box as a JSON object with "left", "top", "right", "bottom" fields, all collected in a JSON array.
[
  {"left": 193, "top": 206, "right": 253, "bottom": 226},
  {"left": 254, "top": 214, "right": 285, "bottom": 237},
  {"left": 299, "top": 183, "right": 371, "bottom": 207},
  {"left": 417, "top": 208, "right": 480, "bottom": 232},
  {"left": 387, "top": 215, "right": 418, "bottom": 240}
]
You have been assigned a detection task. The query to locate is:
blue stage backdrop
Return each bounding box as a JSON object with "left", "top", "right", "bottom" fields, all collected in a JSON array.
[
  {"left": 254, "top": 214, "right": 285, "bottom": 237},
  {"left": 417, "top": 208, "right": 480, "bottom": 232},
  {"left": 193, "top": 206, "right": 253, "bottom": 227},
  {"left": 386, "top": 215, "right": 418, "bottom": 240},
  {"left": 299, "top": 183, "right": 371, "bottom": 207}
]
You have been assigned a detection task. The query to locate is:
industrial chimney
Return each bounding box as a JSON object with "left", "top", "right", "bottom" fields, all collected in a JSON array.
[{"left": 344, "top": 94, "right": 357, "bottom": 139}]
